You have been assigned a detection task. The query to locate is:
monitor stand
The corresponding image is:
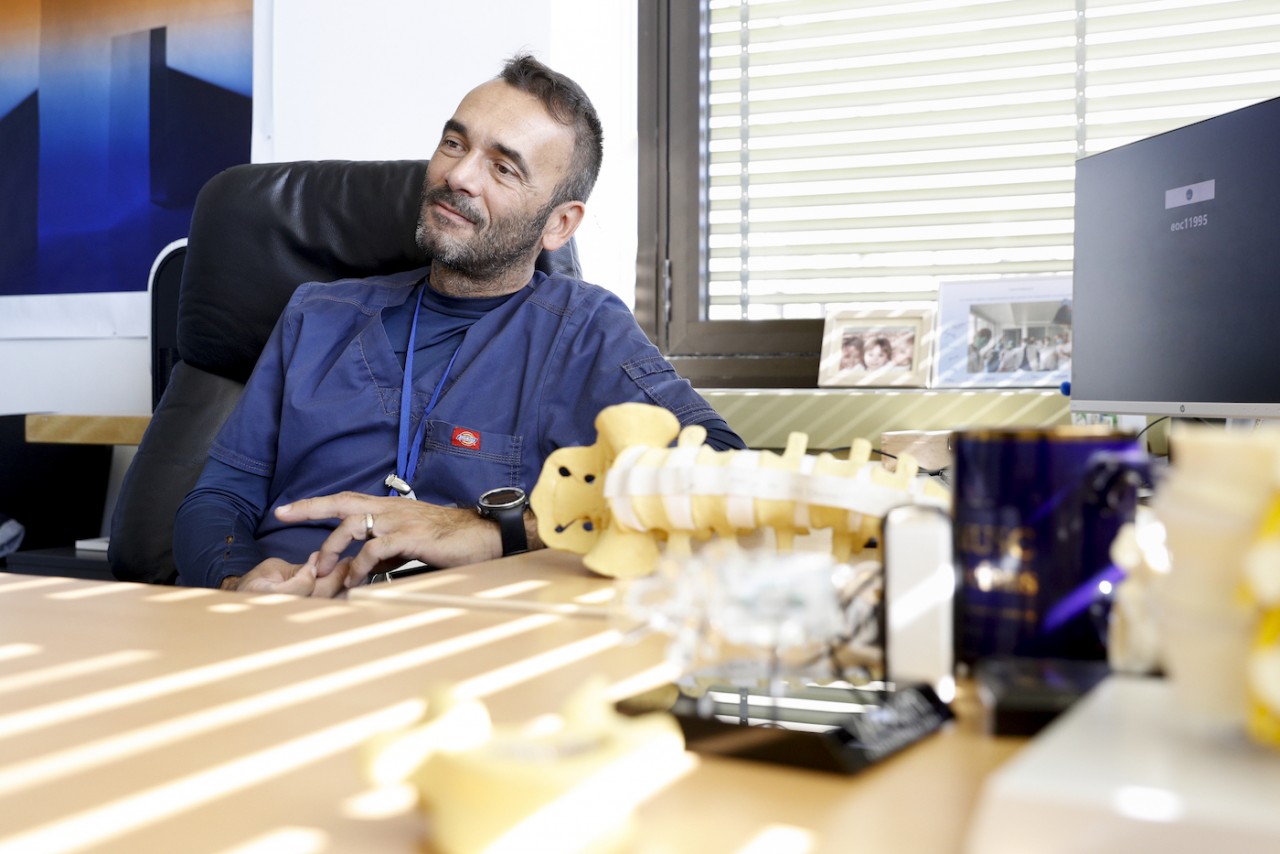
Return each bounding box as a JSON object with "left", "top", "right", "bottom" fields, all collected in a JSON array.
[{"left": 1172, "top": 416, "right": 1273, "bottom": 432}]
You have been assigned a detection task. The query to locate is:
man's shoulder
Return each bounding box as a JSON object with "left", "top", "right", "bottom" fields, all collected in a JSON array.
[
  {"left": 290, "top": 267, "right": 427, "bottom": 311},
  {"left": 525, "top": 272, "right": 632, "bottom": 317}
]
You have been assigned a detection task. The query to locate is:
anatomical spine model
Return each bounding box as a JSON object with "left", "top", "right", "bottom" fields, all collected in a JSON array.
[{"left": 531, "top": 403, "right": 946, "bottom": 578}]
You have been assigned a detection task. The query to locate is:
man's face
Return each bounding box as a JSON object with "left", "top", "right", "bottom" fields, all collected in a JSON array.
[{"left": 416, "top": 80, "right": 576, "bottom": 286}]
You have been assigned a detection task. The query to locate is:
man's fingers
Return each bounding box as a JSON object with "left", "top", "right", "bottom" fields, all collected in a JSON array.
[
  {"left": 273, "top": 493, "right": 467, "bottom": 586},
  {"left": 242, "top": 562, "right": 316, "bottom": 596},
  {"left": 344, "top": 536, "right": 408, "bottom": 587},
  {"left": 276, "top": 492, "right": 382, "bottom": 523},
  {"left": 313, "top": 558, "right": 352, "bottom": 598},
  {"left": 312, "top": 514, "right": 370, "bottom": 577}
]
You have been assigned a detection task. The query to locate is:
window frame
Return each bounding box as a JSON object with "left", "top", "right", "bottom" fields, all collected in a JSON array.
[{"left": 637, "top": 0, "right": 823, "bottom": 388}]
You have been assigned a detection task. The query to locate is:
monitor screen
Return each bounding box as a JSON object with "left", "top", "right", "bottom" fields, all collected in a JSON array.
[{"left": 1070, "top": 95, "right": 1280, "bottom": 419}]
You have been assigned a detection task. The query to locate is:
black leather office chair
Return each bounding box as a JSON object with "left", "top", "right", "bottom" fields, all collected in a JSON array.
[{"left": 109, "top": 160, "right": 582, "bottom": 584}]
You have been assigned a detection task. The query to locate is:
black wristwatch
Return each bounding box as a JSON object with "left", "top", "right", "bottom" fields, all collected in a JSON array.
[{"left": 477, "top": 487, "right": 529, "bottom": 556}]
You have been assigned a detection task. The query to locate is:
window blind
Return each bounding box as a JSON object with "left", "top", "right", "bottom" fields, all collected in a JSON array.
[{"left": 706, "top": 0, "right": 1280, "bottom": 320}]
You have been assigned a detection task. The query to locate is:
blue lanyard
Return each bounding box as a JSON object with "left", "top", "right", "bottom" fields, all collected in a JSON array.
[{"left": 392, "top": 284, "right": 460, "bottom": 497}]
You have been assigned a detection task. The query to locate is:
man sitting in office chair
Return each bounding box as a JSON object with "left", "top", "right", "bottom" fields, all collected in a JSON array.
[{"left": 173, "top": 54, "right": 742, "bottom": 596}]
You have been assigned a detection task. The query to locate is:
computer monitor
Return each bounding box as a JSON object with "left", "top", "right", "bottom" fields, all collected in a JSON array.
[{"left": 1070, "top": 95, "right": 1280, "bottom": 419}]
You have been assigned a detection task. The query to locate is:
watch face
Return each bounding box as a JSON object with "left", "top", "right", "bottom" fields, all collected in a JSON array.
[{"left": 481, "top": 487, "right": 526, "bottom": 510}]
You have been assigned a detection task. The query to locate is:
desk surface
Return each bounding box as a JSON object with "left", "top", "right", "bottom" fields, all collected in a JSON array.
[{"left": 0, "top": 565, "right": 1023, "bottom": 853}]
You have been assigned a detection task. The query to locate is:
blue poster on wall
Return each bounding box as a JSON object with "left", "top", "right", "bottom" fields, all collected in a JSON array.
[{"left": 0, "top": 0, "right": 252, "bottom": 299}]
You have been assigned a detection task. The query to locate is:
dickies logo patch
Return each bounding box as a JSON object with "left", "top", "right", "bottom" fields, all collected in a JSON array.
[{"left": 451, "top": 427, "right": 481, "bottom": 450}]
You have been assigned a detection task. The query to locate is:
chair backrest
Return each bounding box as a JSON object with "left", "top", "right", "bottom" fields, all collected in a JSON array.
[
  {"left": 110, "top": 160, "right": 582, "bottom": 584},
  {"left": 149, "top": 241, "right": 186, "bottom": 410}
]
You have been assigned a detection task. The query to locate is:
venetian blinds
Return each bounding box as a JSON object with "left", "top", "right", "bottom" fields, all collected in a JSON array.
[{"left": 706, "top": 0, "right": 1280, "bottom": 320}]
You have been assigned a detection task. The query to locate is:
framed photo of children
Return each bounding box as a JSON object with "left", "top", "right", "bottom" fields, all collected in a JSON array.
[
  {"left": 817, "top": 309, "right": 935, "bottom": 388},
  {"left": 933, "top": 276, "right": 1073, "bottom": 388}
]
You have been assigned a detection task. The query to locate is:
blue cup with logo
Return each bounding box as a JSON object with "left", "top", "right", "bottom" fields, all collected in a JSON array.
[{"left": 951, "top": 427, "right": 1147, "bottom": 664}]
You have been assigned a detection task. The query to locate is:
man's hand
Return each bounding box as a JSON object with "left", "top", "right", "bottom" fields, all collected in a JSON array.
[
  {"left": 273, "top": 493, "right": 505, "bottom": 588},
  {"left": 221, "top": 555, "right": 352, "bottom": 598}
]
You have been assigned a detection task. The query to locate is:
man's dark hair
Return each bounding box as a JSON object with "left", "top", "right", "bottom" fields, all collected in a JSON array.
[{"left": 500, "top": 53, "right": 604, "bottom": 206}]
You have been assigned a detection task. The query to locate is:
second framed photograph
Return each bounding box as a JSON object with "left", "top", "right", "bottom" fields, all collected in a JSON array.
[
  {"left": 933, "top": 276, "right": 1072, "bottom": 388},
  {"left": 817, "top": 309, "right": 935, "bottom": 388}
]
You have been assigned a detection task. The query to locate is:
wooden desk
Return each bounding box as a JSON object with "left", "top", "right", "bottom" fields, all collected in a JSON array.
[
  {"left": 0, "top": 566, "right": 1023, "bottom": 853},
  {"left": 350, "top": 549, "right": 618, "bottom": 617},
  {"left": 23, "top": 414, "right": 150, "bottom": 446}
]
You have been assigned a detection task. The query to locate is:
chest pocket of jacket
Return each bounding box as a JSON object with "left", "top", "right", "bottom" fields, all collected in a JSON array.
[{"left": 417, "top": 420, "right": 523, "bottom": 504}]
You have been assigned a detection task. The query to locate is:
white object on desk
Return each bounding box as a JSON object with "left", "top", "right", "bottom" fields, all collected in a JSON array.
[
  {"left": 966, "top": 676, "right": 1280, "bottom": 854},
  {"left": 882, "top": 504, "right": 954, "bottom": 701},
  {"left": 880, "top": 429, "right": 952, "bottom": 473},
  {"left": 74, "top": 536, "right": 110, "bottom": 552}
]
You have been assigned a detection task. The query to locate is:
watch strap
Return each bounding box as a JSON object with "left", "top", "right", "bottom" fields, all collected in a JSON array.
[{"left": 491, "top": 504, "right": 528, "bottom": 556}]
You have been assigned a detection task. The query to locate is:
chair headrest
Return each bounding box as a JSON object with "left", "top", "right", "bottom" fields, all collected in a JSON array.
[{"left": 177, "top": 160, "right": 582, "bottom": 383}]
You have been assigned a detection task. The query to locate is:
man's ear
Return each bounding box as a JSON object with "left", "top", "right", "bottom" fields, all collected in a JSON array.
[{"left": 540, "top": 201, "right": 586, "bottom": 252}]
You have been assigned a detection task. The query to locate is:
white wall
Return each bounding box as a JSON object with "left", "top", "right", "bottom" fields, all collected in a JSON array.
[{"left": 0, "top": 0, "right": 637, "bottom": 417}]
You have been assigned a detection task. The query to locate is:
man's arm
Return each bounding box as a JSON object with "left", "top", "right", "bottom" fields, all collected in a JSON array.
[
  {"left": 274, "top": 493, "right": 537, "bottom": 588},
  {"left": 173, "top": 459, "right": 350, "bottom": 596},
  {"left": 551, "top": 289, "right": 745, "bottom": 453},
  {"left": 173, "top": 459, "right": 272, "bottom": 588},
  {"left": 699, "top": 416, "right": 746, "bottom": 451}
]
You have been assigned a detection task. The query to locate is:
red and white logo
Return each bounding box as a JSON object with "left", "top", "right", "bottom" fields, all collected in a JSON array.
[{"left": 451, "top": 427, "right": 481, "bottom": 450}]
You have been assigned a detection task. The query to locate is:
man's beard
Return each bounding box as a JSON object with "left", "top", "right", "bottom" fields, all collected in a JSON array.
[{"left": 415, "top": 185, "right": 554, "bottom": 283}]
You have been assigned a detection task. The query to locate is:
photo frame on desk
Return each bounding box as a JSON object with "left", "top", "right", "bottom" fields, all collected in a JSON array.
[
  {"left": 934, "top": 277, "right": 1073, "bottom": 388},
  {"left": 817, "top": 308, "right": 934, "bottom": 388}
]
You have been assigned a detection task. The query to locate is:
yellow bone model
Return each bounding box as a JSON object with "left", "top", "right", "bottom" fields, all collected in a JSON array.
[
  {"left": 531, "top": 402, "right": 947, "bottom": 578},
  {"left": 361, "top": 680, "right": 686, "bottom": 854},
  {"left": 1244, "top": 499, "right": 1280, "bottom": 749}
]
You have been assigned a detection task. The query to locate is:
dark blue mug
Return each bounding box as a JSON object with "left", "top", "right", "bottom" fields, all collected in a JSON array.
[{"left": 951, "top": 427, "right": 1148, "bottom": 664}]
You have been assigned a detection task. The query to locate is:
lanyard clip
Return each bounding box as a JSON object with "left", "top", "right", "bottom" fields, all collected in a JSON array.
[{"left": 384, "top": 473, "right": 417, "bottom": 500}]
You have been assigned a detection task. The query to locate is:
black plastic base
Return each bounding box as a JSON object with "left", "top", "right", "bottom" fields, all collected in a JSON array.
[
  {"left": 975, "top": 655, "right": 1111, "bottom": 736},
  {"left": 620, "top": 680, "right": 953, "bottom": 775}
]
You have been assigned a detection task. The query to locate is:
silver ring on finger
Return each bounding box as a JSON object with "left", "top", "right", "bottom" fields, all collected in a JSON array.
[{"left": 364, "top": 512, "right": 376, "bottom": 539}]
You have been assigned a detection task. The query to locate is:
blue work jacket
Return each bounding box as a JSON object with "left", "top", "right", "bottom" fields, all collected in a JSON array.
[{"left": 206, "top": 267, "right": 734, "bottom": 565}]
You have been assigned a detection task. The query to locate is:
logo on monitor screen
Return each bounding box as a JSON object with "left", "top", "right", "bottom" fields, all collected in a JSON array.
[{"left": 1165, "top": 179, "right": 1215, "bottom": 209}]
